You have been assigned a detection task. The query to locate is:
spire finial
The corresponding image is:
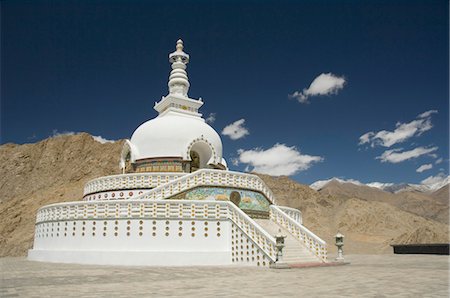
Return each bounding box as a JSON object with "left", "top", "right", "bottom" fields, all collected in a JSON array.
[
  {"left": 176, "top": 39, "right": 184, "bottom": 51},
  {"left": 168, "top": 39, "right": 190, "bottom": 97}
]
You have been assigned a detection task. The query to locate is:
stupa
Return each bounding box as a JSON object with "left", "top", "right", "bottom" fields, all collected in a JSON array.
[{"left": 28, "top": 40, "right": 327, "bottom": 267}]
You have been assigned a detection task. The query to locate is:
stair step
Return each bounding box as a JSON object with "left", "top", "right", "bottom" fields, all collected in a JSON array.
[{"left": 253, "top": 218, "right": 323, "bottom": 264}]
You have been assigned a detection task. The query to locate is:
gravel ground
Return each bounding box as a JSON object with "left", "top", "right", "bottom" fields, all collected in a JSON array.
[{"left": 1, "top": 254, "right": 448, "bottom": 297}]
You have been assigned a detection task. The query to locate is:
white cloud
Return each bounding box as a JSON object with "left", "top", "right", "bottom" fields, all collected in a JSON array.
[
  {"left": 27, "top": 133, "right": 37, "bottom": 140},
  {"left": 237, "top": 143, "right": 323, "bottom": 176},
  {"left": 222, "top": 119, "right": 249, "bottom": 140},
  {"left": 51, "top": 129, "right": 115, "bottom": 144},
  {"left": 92, "top": 135, "right": 115, "bottom": 144},
  {"left": 418, "top": 109, "right": 438, "bottom": 118},
  {"left": 358, "top": 132, "right": 375, "bottom": 146},
  {"left": 51, "top": 129, "right": 76, "bottom": 137},
  {"left": 376, "top": 146, "right": 438, "bottom": 163},
  {"left": 416, "top": 163, "right": 433, "bottom": 173},
  {"left": 435, "top": 158, "right": 444, "bottom": 164},
  {"left": 231, "top": 158, "right": 239, "bottom": 166},
  {"left": 421, "top": 172, "right": 448, "bottom": 186},
  {"left": 205, "top": 113, "right": 216, "bottom": 124},
  {"left": 289, "top": 73, "right": 346, "bottom": 104},
  {"left": 359, "top": 110, "right": 437, "bottom": 148}
]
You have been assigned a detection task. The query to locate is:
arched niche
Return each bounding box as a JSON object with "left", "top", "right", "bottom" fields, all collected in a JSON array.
[
  {"left": 188, "top": 141, "right": 213, "bottom": 172},
  {"left": 230, "top": 191, "right": 241, "bottom": 207},
  {"left": 119, "top": 140, "right": 138, "bottom": 173}
]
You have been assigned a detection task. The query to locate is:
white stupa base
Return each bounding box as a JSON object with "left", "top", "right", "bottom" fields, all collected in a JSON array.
[{"left": 28, "top": 249, "right": 231, "bottom": 266}]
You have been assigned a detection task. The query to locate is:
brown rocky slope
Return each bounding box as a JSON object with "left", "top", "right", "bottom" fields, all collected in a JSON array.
[
  {"left": 256, "top": 175, "right": 449, "bottom": 254},
  {"left": 0, "top": 133, "right": 123, "bottom": 256},
  {"left": 315, "top": 180, "right": 449, "bottom": 224},
  {"left": 0, "top": 134, "right": 448, "bottom": 256}
]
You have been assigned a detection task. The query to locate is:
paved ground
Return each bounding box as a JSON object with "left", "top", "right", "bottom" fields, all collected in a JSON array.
[{"left": 1, "top": 254, "right": 448, "bottom": 297}]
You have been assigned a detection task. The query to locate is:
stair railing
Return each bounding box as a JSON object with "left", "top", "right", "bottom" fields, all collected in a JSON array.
[
  {"left": 226, "top": 202, "right": 277, "bottom": 263},
  {"left": 276, "top": 206, "right": 302, "bottom": 225},
  {"left": 270, "top": 205, "right": 327, "bottom": 262},
  {"left": 131, "top": 169, "right": 276, "bottom": 204}
]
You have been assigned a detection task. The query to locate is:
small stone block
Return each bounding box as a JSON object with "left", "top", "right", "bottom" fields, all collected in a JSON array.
[{"left": 270, "top": 262, "right": 290, "bottom": 269}]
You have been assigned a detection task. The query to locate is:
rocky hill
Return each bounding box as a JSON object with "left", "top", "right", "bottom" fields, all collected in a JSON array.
[
  {"left": 256, "top": 174, "right": 449, "bottom": 254},
  {"left": 0, "top": 133, "right": 448, "bottom": 256},
  {"left": 0, "top": 133, "right": 123, "bottom": 256},
  {"left": 431, "top": 184, "right": 450, "bottom": 205},
  {"left": 312, "top": 180, "right": 449, "bottom": 224}
]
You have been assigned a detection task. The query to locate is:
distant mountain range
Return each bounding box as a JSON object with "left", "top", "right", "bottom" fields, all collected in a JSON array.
[
  {"left": 311, "top": 176, "right": 450, "bottom": 194},
  {"left": 308, "top": 175, "right": 449, "bottom": 226}
]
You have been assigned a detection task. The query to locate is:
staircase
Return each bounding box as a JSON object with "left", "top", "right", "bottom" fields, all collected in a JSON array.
[{"left": 255, "top": 219, "right": 322, "bottom": 264}]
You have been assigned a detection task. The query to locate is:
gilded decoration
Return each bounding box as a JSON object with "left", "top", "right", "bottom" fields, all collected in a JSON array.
[{"left": 135, "top": 159, "right": 183, "bottom": 173}]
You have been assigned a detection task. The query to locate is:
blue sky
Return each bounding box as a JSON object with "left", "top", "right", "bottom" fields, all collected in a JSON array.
[{"left": 2, "top": 0, "right": 448, "bottom": 185}]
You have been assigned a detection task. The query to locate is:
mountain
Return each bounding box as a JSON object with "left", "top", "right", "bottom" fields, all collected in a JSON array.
[
  {"left": 312, "top": 177, "right": 450, "bottom": 194},
  {"left": 310, "top": 178, "right": 449, "bottom": 224},
  {"left": 430, "top": 184, "right": 450, "bottom": 205},
  {"left": 0, "top": 134, "right": 448, "bottom": 257},
  {"left": 256, "top": 174, "right": 449, "bottom": 254},
  {"left": 310, "top": 178, "right": 363, "bottom": 191},
  {"left": 365, "top": 182, "right": 394, "bottom": 190},
  {"left": 0, "top": 133, "right": 123, "bottom": 256},
  {"left": 369, "top": 180, "right": 449, "bottom": 193}
]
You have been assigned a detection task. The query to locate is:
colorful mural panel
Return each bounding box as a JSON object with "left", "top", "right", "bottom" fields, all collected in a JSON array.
[{"left": 171, "top": 187, "right": 270, "bottom": 212}]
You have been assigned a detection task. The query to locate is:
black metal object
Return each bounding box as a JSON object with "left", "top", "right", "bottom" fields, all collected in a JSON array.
[{"left": 391, "top": 243, "right": 450, "bottom": 255}]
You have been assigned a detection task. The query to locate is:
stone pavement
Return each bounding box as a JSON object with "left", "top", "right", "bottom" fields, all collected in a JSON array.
[{"left": 1, "top": 254, "right": 448, "bottom": 297}]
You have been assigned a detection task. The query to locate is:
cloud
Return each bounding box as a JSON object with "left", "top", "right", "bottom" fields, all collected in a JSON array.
[
  {"left": 205, "top": 113, "right": 216, "bottom": 124},
  {"left": 27, "top": 133, "right": 37, "bottom": 140},
  {"left": 418, "top": 109, "right": 438, "bottom": 118},
  {"left": 416, "top": 163, "right": 433, "bottom": 173},
  {"left": 231, "top": 158, "right": 239, "bottom": 166},
  {"left": 376, "top": 146, "right": 438, "bottom": 163},
  {"left": 358, "top": 132, "right": 375, "bottom": 146},
  {"left": 421, "top": 172, "right": 448, "bottom": 186},
  {"left": 359, "top": 110, "right": 437, "bottom": 147},
  {"left": 289, "top": 73, "right": 346, "bottom": 104},
  {"left": 51, "top": 129, "right": 76, "bottom": 137},
  {"left": 222, "top": 119, "right": 249, "bottom": 140},
  {"left": 237, "top": 143, "right": 323, "bottom": 176},
  {"left": 435, "top": 158, "right": 444, "bottom": 164},
  {"left": 51, "top": 129, "right": 114, "bottom": 144},
  {"left": 92, "top": 135, "right": 114, "bottom": 144}
]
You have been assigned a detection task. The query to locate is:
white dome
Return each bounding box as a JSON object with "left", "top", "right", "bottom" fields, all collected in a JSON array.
[{"left": 130, "top": 112, "right": 223, "bottom": 165}]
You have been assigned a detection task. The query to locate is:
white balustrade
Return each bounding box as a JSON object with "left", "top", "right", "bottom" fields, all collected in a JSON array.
[
  {"left": 34, "top": 199, "right": 276, "bottom": 263},
  {"left": 227, "top": 202, "right": 276, "bottom": 261},
  {"left": 277, "top": 206, "right": 302, "bottom": 225},
  {"left": 134, "top": 169, "right": 276, "bottom": 204},
  {"left": 270, "top": 205, "right": 327, "bottom": 262},
  {"left": 83, "top": 170, "right": 275, "bottom": 205},
  {"left": 83, "top": 173, "right": 186, "bottom": 196}
]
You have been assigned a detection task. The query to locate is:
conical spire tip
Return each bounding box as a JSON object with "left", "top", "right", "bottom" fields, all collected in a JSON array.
[{"left": 176, "top": 39, "right": 184, "bottom": 51}]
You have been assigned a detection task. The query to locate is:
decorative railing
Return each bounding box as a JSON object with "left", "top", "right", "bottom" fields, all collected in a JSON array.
[
  {"left": 36, "top": 199, "right": 227, "bottom": 223},
  {"left": 277, "top": 206, "right": 302, "bottom": 225},
  {"left": 134, "top": 169, "right": 276, "bottom": 204},
  {"left": 83, "top": 173, "right": 186, "bottom": 196},
  {"left": 34, "top": 199, "right": 276, "bottom": 263},
  {"left": 227, "top": 202, "right": 276, "bottom": 262},
  {"left": 270, "top": 205, "right": 327, "bottom": 262}
]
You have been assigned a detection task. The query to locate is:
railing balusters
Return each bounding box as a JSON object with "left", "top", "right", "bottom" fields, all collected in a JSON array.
[{"left": 270, "top": 205, "right": 327, "bottom": 262}]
